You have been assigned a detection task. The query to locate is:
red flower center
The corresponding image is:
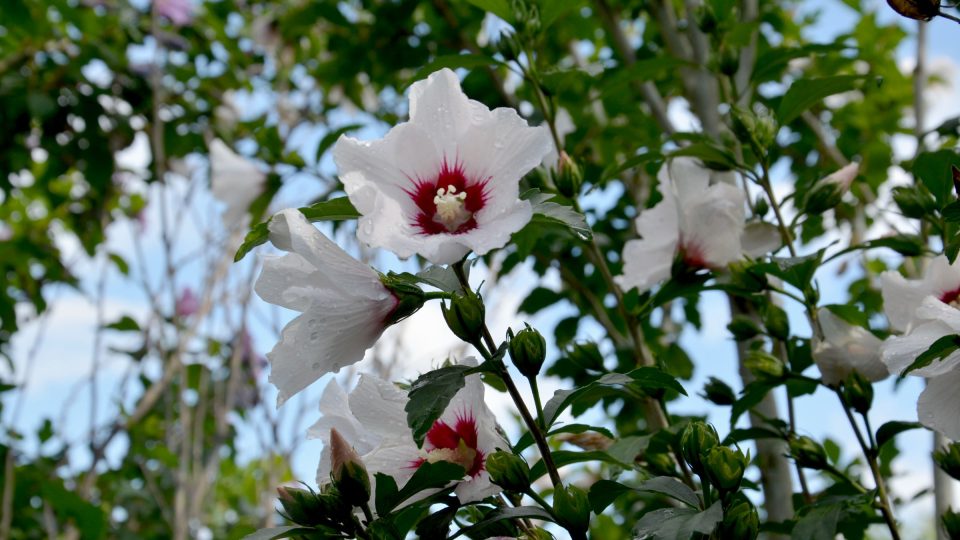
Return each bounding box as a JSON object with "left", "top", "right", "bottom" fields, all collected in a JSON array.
[
  {"left": 411, "top": 411, "right": 485, "bottom": 477},
  {"left": 940, "top": 287, "right": 960, "bottom": 306},
  {"left": 405, "top": 159, "right": 489, "bottom": 235}
]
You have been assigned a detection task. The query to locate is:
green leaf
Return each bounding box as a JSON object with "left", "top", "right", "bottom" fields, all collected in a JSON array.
[
  {"left": 234, "top": 198, "right": 360, "bottom": 261},
  {"left": 914, "top": 150, "right": 960, "bottom": 207},
  {"left": 634, "top": 500, "right": 722, "bottom": 540},
  {"left": 777, "top": 75, "right": 865, "bottom": 124},
  {"left": 462, "top": 0, "right": 513, "bottom": 20},
  {"left": 315, "top": 123, "right": 363, "bottom": 163},
  {"left": 542, "top": 369, "right": 686, "bottom": 427},
  {"left": 41, "top": 483, "right": 107, "bottom": 539},
  {"left": 943, "top": 201, "right": 960, "bottom": 223},
  {"left": 103, "top": 315, "right": 139, "bottom": 332},
  {"left": 408, "top": 54, "right": 504, "bottom": 89},
  {"left": 731, "top": 380, "right": 777, "bottom": 424},
  {"left": 524, "top": 189, "right": 592, "bottom": 240},
  {"left": 513, "top": 423, "right": 615, "bottom": 453},
  {"left": 601, "top": 151, "right": 661, "bottom": 182},
  {"left": 588, "top": 480, "right": 633, "bottom": 513},
  {"left": 791, "top": 503, "right": 842, "bottom": 540},
  {"left": 636, "top": 476, "right": 700, "bottom": 508},
  {"left": 529, "top": 450, "right": 627, "bottom": 480},
  {"left": 605, "top": 435, "right": 650, "bottom": 465},
  {"left": 414, "top": 265, "right": 464, "bottom": 293},
  {"left": 108, "top": 252, "right": 129, "bottom": 276},
  {"left": 875, "top": 420, "right": 923, "bottom": 449},
  {"left": 374, "top": 473, "right": 400, "bottom": 517},
  {"left": 669, "top": 143, "right": 739, "bottom": 171},
  {"left": 518, "top": 286, "right": 564, "bottom": 315},
  {"left": 241, "top": 527, "right": 317, "bottom": 540},
  {"left": 902, "top": 334, "right": 960, "bottom": 375},
  {"left": 454, "top": 507, "right": 555, "bottom": 538},
  {"left": 391, "top": 461, "right": 466, "bottom": 511},
  {"left": 405, "top": 365, "right": 474, "bottom": 446}
]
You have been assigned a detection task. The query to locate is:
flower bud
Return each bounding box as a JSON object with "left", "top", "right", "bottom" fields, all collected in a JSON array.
[
  {"left": 704, "top": 446, "right": 747, "bottom": 493},
  {"left": 509, "top": 325, "right": 547, "bottom": 377},
  {"left": 330, "top": 428, "right": 371, "bottom": 508},
  {"left": 645, "top": 449, "right": 679, "bottom": 477},
  {"left": 762, "top": 304, "right": 790, "bottom": 341},
  {"left": 701, "top": 377, "right": 736, "bottom": 406},
  {"left": 727, "top": 315, "right": 761, "bottom": 341},
  {"left": 789, "top": 435, "right": 828, "bottom": 470},
  {"left": 885, "top": 0, "right": 939, "bottom": 21},
  {"left": 486, "top": 451, "right": 531, "bottom": 493},
  {"left": 277, "top": 486, "right": 325, "bottom": 526},
  {"left": 842, "top": 371, "right": 874, "bottom": 415},
  {"left": 942, "top": 508, "right": 960, "bottom": 539},
  {"left": 934, "top": 443, "right": 960, "bottom": 482},
  {"left": 441, "top": 291, "right": 486, "bottom": 345},
  {"left": 553, "top": 152, "right": 583, "bottom": 199},
  {"left": 680, "top": 421, "right": 720, "bottom": 476},
  {"left": 718, "top": 47, "right": 740, "bottom": 77},
  {"left": 719, "top": 495, "right": 759, "bottom": 540},
  {"left": 380, "top": 274, "right": 426, "bottom": 325},
  {"left": 733, "top": 106, "right": 778, "bottom": 150},
  {"left": 892, "top": 186, "right": 937, "bottom": 219},
  {"left": 553, "top": 485, "right": 591, "bottom": 534},
  {"left": 744, "top": 350, "right": 785, "bottom": 380},
  {"left": 802, "top": 163, "right": 859, "bottom": 214}
]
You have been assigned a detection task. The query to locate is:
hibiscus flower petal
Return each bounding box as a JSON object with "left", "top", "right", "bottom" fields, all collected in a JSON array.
[{"left": 918, "top": 370, "right": 960, "bottom": 440}]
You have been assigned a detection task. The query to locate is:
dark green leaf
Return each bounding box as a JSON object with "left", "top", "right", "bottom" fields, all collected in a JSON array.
[
  {"left": 669, "top": 143, "right": 739, "bottom": 171},
  {"left": 914, "top": 150, "right": 960, "bottom": 207},
  {"left": 542, "top": 369, "right": 685, "bottom": 426},
  {"left": 524, "top": 189, "right": 592, "bottom": 240},
  {"left": 454, "top": 507, "right": 555, "bottom": 538},
  {"left": 462, "top": 0, "right": 512, "bottom": 20},
  {"left": 529, "top": 450, "right": 627, "bottom": 480},
  {"left": 518, "top": 287, "right": 564, "bottom": 315},
  {"left": 406, "top": 365, "right": 473, "bottom": 446},
  {"left": 315, "top": 124, "right": 363, "bottom": 163},
  {"left": 513, "top": 423, "right": 615, "bottom": 453},
  {"left": 103, "top": 315, "right": 139, "bottom": 332},
  {"left": 390, "top": 461, "right": 465, "bottom": 512},
  {"left": 636, "top": 476, "right": 700, "bottom": 508},
  {"left": 902, "top": 334, "right": 960, "bottom": 375},
  {"left": 791, "top": 504, "right": 842, "bottom": 540},
  {"left": 241, "top": 527, "right": 318, "bottom": 540},
  {"left": 634, "top": 501, "right": 722, "bottom": 540},
  {"left": 234, "top": 198, "right": 359, "bottom": 261},
  {"left": 778, "top": 75, "right": 865, "bottom": 124},
  {"left": 588, "top": 480, "right": 633, "bottom": 513},
  {"left": 875, "top": 420, "right": 923, "bottom": 449}
]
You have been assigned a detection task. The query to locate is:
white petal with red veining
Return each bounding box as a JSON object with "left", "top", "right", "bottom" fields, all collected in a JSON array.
[{"left": 333, "top": 68, "right": 551, "bottom": 264}]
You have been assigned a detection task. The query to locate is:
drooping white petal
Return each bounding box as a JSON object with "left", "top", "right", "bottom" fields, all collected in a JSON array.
[
  {"left": 918, "top": 371, "right": 960, "bottom": 440},
  {"left": 616, "top": 188, "right": 680, "bottom": 293},
  {"left": 254, "top": 209, "right": 398, "bottom": 405},
  {"left": 661, "top": 157, "right": 710, "bottom": 205},
  {"left": 266, "top": 297, "right": 396, "bottom": 405},
  {"left": 813, "top": 309, "right": 887, "bottom": 385},
  {"left": 880, "top": 270, "right": 929, "bottom": 333},
  {"left": 407, "top": 68, "right": 483, "bottom": 155},
  {"left": 209, "top": 139, "right": 266, "bottom": 226},
  {"left": 347, "top": 375, "right": 410, "bottom": 440},
  {"left": 741, "top": 222, "right": 781, "bottom": 258},
  {"left": 680, "top": 182, "right": 745, "bottom": 267}
]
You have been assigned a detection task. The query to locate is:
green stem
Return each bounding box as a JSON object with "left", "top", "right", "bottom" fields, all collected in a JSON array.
[
  {"left": 835, "top": 389, "right": 901, "bottom": 540},
  {"left": 423, "top": 291, "right": 453, "bottom": 301},
  {"left": 525, "top": 489, "right": 562, "bottom": 523},
  {"left": 528, "top": 376, "right": 546, "bottom": 429},
  {"left": 451, "top": 261, "right": 562, "bottom": 488}
]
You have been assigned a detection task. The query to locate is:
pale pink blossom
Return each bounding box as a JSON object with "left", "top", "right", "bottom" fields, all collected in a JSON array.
[{"left": 155, "top": 0, "right": 193, "bottom": 26}]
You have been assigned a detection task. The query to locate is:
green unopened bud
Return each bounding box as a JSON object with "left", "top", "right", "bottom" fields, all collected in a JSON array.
[
  {"left": 718, "top": 47, "right": 740, "bottom": 77},
  {"left": 892, "top": 186, "right": 937, "bottom": 219},
  {"left": 508, "top": 325, "right": 547, "bottom": 377},
  {"left": 442, "top": 291, "right": 485, "bottom": 345},
  {"left": 727, "top": 316, "right": 761, "bottom": 341},
  {"left": 762, "top": 304, "right": 790, "bottom": 341},
  {"left": 553, "top": 152, "right": 583, "bottom": 198},
  {"left": 645, "top": 449, "right": 678, "bottom": 477},
  {"left": 704, "top": 446, "right": 747, "bottom": 493},
  {"left": 843, "top": 372, "right": 874, "bottom": 415},
  {"left": 701, "top": 377, "right": 736, "bottom": 406},
  {"left": 885, "top": 0, "right": 939, "bottom": 21},
  {"left": 935, "top": 443, "right": 960, "bottom": 481},
  {"left": 754, "top": 195, "right": 770, "bottom": 218},
  {"left": 719, "top": 495, "right": 759, "bottom": 540},
  {"left": 802, "top": 163, "right": 859, "bottom": 214},
  {"left": 277, "top": 486, "right": 325, "bottom": 526},
  {"left": 496, "top": 31, "right": 521, "bottom": 61},
  {"left": 680, "top": 421, "right": 720, "bottom": 476},
  {"left": 486, "top": 451, "right": 531, "bottom": 493},
  {"left": 553, "top": 485, "right": 591, "bottom": 534},
  {"left": 733, "top": 106, "right": 777, "bottom": 150},
  {"left": 330, "top": 428, "right": 371, "bottom": 508},
  {"left": 744, "top": 350, "right": 784, "bottom": 380},
  {"left": 696, "top": 3, "right": 719, "bottom": 33},
  {"left": 942, "top": 508, "right": 960, "bottom": 539},
  {"left": 790, "top": 435, "right": 828, "bottom": 470},
  {"left": 380, "top": 274, "right": 426, "bottom": 325}
]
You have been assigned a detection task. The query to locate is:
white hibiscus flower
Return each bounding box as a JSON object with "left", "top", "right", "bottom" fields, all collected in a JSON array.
[
  {"left": 309, "top": 360, "right": 508, "bottom": 505},
  {"left": 254, "top": 208, "right": 411, "bottom": 405},
  {"left": 332, "top": 68, "right": 552, "bottom": 264},
  {"left": 880, "top": 255, "right": 960, "bottom": 439},
  {"left": 209, "top": 139, "right": 267, "bottom": 226},
  {"left": 616, "top": 157, "right": 755, "bottom": 293},
  {"left": 812, "top": 308, "right": 887, "bottom": 386}
]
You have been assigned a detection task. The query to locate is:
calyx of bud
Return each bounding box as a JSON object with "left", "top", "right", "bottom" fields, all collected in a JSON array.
[
  {"left": 680, "top": 421, "right": 720, "bottom": 477},
  {"left": 485, "top": 451, "right": 531, "bottom": 493},
  {"left": 508, "top": 325, "right": 547, "bottom": 377},
  {"left": 329, "top": 428, "right": 371, "bottom": 508},
  {"left": 441, "top": 291, "right": 486, "bottom": 345}
]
